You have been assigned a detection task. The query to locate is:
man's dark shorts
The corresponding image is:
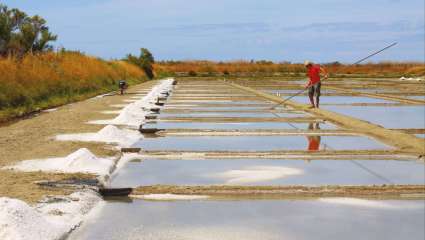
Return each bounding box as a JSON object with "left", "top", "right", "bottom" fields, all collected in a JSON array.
[{"left": 308, "top": 82, "right": 321, "bottom": 97}]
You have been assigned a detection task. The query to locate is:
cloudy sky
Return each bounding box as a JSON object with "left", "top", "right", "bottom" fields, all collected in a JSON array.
[{"left": 3, "top": 0, "right": 424, "bottom": 63}]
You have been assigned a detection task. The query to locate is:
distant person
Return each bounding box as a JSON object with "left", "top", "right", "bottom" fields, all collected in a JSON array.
[
  {"left": 119, "top": 80, "right": 128, "bottom": 95},
  {"left": 307, "top": 122, "right": 321, "bottom": 151},
  {"left": 304, "top": 61, "right": 328, "bottom": 108}
]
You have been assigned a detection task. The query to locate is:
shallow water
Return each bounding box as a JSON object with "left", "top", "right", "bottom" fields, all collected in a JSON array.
[
  {"left": 288, "top": 96, "right": 396, "bottom": 105},
  {"left": 323, "top": 105, "right": 425, "bottom": 129},
  {"left": 406, "top": 96, "right": 425, "bottom": 101},
  {"left": 111, "top": 159, "right": 425, "bottom": 188},
  {"left": 133, "top": 135, "right": 388, "bottom": 151},
  {"left": 69, "top": 199, "right": 425, "bottom": 240},
  {"left": 415, "top": 134, "right": 425, "bottom": 138},
  {"left": 159, "top": 111, "right": 306, "bottom": 118},
  {"left": 145, "top": 121, "right": 338, "bottom": 130},
  {"left": 167, "top": 100, "right": 270, "bottom": 105}
]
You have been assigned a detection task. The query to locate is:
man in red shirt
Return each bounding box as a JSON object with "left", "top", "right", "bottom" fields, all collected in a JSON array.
[{"left": 304, "top": 61, "right": 328, "bottom": 108}]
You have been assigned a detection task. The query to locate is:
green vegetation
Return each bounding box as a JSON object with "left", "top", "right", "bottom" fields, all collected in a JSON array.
[
  {"left": 0, "top": 4, "right": 147, "bottom": 123},
  {"left": 0, "top": 4, "right": 57, "bottom": 57},
  {"left": 125, "top": 48, "right": 155, "bottom": 79},
  {"left": 0, "top": 51, "right": 146, "bottom": 122}
]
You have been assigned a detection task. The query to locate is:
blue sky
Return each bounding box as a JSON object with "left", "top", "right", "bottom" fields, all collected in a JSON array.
[{"left": 3, "top": 0, "right": 424, "bottom": 63}]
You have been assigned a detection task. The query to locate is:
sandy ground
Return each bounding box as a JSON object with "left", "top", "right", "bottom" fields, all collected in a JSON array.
[{"left": 0, "top": 81, "right": 155, "bottom": 203}]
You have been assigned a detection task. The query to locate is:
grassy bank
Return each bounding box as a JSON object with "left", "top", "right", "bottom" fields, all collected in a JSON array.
[
  {"left": 155, "top": 60, "right": 425, "bottom": 78},
  {"left": 0, "top": 51, "right": 146, "bottom": 123}
]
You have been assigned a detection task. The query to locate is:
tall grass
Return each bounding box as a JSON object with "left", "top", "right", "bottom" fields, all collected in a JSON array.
[
  {"left": 0, "top": 51, "right": 146, "bottom": 122},
  {"left": 155, "top": 60, "right": 425, "bottom": 77}
]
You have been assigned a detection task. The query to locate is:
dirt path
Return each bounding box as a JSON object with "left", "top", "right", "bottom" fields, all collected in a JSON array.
[{"left": 0, "top": 81, "right": 155, "bottom": 203}]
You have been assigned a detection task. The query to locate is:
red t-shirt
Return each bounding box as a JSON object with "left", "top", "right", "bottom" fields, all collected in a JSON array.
[
  {"left": 307, "top": 64, "right": 321, "bottom": 86},
  {"left": 308, "top": 137, "right": 320, "bottom": 151}
]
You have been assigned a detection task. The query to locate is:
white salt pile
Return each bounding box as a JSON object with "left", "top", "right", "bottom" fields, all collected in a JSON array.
[
  {"left": 3, "top": 148, "right": 115, "bottom": 177},
  {"left": 0, "top": 190, "right": 102, "bottom": 240},
  {"left": 213, "top": 166, "right": 303, "bottom": 184},
  {"left": 89, "top": 78, "right": 174, "bottom": 128},
  {"left": 56, "top": 125, "right": 141, "bottom": 147}
]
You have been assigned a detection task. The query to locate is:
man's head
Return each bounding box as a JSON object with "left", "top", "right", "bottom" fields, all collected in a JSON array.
[{"left": 304, "top": 60, "right": 313, "bottom": 68}]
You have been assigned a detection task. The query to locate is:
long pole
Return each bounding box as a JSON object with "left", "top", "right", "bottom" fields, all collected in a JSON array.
[{"left": 270, "top": 42, "right": 398, "bottom": 110}]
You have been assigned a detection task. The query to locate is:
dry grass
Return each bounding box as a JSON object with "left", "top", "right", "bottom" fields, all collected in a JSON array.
[
  {"left": 156, "top": 60, "right": 425, "bottom": 77},
  {"left": 0, "top": 51, "right": 146, "bottom": 122}
]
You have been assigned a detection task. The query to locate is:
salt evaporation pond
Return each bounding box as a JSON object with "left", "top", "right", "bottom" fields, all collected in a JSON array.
[
  {"left": 167, "top": 100, "right": 270, "bottom": 105},
  {"left": 287, "top": 96, "right": 396, "bottom": 105},
  {"left": 159, "top": 111, "right": 306, "bottom": 118},
  {"left": 111, "top": 159, "right": 425, "bottom": 188},
  {"left": 323, "top": 106, "right": 425, "bottom": 129},
  {"left": 132, "top": 135, "right": 388, "bottom": 151},
  {"left": 145, "top": 121, "right": 338, "bottom": 130},
  {"left": 68, "top": 199, "right": 424, "bottom": 240}
]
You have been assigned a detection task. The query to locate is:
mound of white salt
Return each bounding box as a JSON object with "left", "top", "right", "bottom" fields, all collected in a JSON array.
[
  {"left": 4, "top": 148, "right": 114, "bottom": 176},
  {"left": 0, "top": 198, "right": 66, "bottom": 240},
  {"left": 0, "top": 191, "right": 102, "bottom": 240},
  {"left": 89, "top": 78, "right": 174, "bottom": 127},
  {"left": 56, "top": 125, "right": 140, "bottom": 147},
  {"left": 213, "top": 166, "right": 303, "bottom": 185}
]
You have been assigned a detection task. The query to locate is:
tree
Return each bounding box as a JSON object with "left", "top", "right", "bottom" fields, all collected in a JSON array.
[
  {"left": 0, "top": 4, "right": 57, "bottom": 57},
  {"left": 125, "top": 48, "right": 155, "bottom": 79}
]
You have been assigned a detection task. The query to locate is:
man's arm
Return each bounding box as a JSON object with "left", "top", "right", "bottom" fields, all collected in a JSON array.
[
  {"left": 305, "top": 79, "right": 313, "bottom": 88},
  {"left": 320, "top": 67, "right": 329, "bottom": 79}
]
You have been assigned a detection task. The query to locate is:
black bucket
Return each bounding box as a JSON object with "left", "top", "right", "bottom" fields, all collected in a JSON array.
[
  {"left": 150, "top": 107, "right": 160, "bottom": 113},
  {"left": 139, "top": 125, "right": 162, "bottom": 134},
  {"left": 99, "top": 188, "right": 132, "bottom": 197},
  {"left": 145, "top": 115, "right": 158, "bottom": 120}
]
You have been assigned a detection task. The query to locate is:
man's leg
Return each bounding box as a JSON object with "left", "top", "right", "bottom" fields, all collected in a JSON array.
[
  {"left": 315, "top": 95, "right": 320, "bottom": 108},
  {"left": 308, "top": 86, "right": 315, "bottom": 108},
  {"left": 315, "top": 83, "right": 321, "bottom": 108}
]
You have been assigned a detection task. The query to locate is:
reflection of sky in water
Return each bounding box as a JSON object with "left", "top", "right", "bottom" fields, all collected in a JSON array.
[
  {"left": 287, "top": 96, "right": 396, "bottom": 104},
  {"left": 146, "top": 121, "right": 337, "bottom": 130},
  {"left": 323, "top": 106, "right": 425, "bottom": 129},
  {"left": 111, "top": 159, "right": 425, "bottom": 188},
  {"left": 415, "top": 134, "right": 425, "bottom": 138},
  {"left": 167, "top": 100, "right": 269, "bottom": 105},
  {"left": 406, "top": 96, "right": 425, "bottom": 101},
  {"left": 133, "top": 135, "right": 387, "bottom": 151},
  {"left": 159, "top": 112, "right": 305, "bottom": 118},
  {"left": 69, "top": 199, "right": 425, "bottom": 240}
]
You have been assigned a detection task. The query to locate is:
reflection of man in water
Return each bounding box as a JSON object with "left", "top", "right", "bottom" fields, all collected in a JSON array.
[{"left": 307, "top": 123, "right": 321, "bottom": 151}]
